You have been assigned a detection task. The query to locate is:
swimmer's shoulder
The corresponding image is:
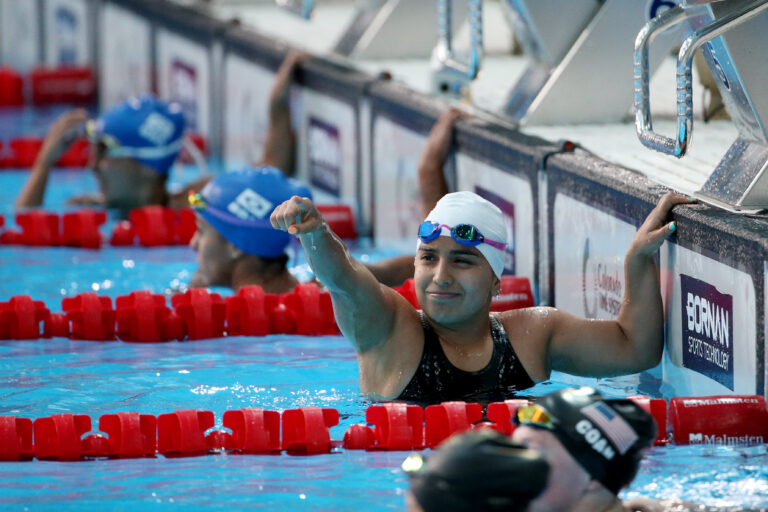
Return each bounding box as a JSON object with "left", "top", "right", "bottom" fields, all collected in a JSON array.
[{"left": 495, "top": 307, "right": 560, "bottom": 382}]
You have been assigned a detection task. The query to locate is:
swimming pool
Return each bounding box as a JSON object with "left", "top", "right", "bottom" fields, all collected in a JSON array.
[{"left": 1, "top": 115, "right": 767, "bottom": 510}]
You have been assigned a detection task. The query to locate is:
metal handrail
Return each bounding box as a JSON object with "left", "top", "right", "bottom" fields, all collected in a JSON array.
[
  {"left": 436, "top": 0, "right": 483, "bottom": 79},
  {"left": 634, "top": 0, "right": 768, "bottom": 157},
  {"left": 276, "top": 0, "right": 315, "bottom": 20}
]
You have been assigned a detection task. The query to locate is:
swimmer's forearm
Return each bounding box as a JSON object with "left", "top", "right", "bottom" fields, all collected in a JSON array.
[
  {"left": 298, "top": 222, "right": 360, "bottom": 292},
  {"left": 618, "top": 251, "right": 664, "bottom": 368},
  {"left": 15, "top": 158, "right": 52, "bottom": 208}
]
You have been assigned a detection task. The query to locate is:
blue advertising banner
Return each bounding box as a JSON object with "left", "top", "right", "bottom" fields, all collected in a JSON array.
[
  {"left": 681, "top": 274, "right": 734, "bottom": 390},
  {"left": 308, "top": 116, "right": 341, "bottom": 197},
  {"left": 475, "top": 186, "right": 515, "bottom": 275}
]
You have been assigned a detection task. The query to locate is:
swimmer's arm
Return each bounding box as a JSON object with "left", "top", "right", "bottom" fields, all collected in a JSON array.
[
  {"left": 15, "top": 109, "right": 88, "bottom": 209},
  {"left": 545, "top": 193, "right": 692, "bottom": 376},
  {"left": 261, "top": 51, "right": 305, "bottom": 177},
  {"left": 270, "top": 196, "right": 402, "bottom": 352},
  {"left": 418, "top": 108, "right": 465, "bottom": 219}
]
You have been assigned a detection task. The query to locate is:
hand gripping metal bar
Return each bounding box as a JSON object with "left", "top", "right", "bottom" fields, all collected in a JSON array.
[
  {"left": 436, "top": 0, "right": 484, "bottom": 79},
  {"left": 634, "top": 0, "right": 768, "bottom": 157},
  {"left": 276, "top": 0, "right": 315, "bottom": 20}
]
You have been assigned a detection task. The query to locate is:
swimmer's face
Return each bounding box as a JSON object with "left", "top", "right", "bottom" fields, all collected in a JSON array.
[
  {"left": 189, "top": 213, "right": 237, "bottom": 288},
  {"left": 511, "top": 426, "right": 592, "bottom": 512},
  {"left": 91, "top": 146, "right": 166, "bottom": 212},
  {"left": 414, "top": 236, "right": 498, "bottom": 326}
]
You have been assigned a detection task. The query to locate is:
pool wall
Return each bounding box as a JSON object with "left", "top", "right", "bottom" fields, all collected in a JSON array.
[{"left": 2, "top": 0, "right": 766, "bottom": 399}]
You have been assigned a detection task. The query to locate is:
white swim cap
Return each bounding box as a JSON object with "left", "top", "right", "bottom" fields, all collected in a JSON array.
[{"left": 418, "top": 191, "right": 507, "bottom": 279}]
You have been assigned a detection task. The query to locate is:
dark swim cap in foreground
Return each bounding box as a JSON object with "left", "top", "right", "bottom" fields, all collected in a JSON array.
[
  {"left": 403, "top": 429, "right": 549, "bottom": 512},
  {"left": 517, "top": 387, "right": 657, "bottom": 494}
]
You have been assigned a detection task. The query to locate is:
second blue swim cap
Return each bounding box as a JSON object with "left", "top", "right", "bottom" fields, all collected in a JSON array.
[
  {"left": 88, "top": 94, "right": 186, "bottom": 176},
  {"left": 196, "top": 166, "right": 312, "bottom": 258}
]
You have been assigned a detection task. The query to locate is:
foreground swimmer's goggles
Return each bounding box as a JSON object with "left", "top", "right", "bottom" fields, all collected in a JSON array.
[
  {"left": 188, "top": 191, "right": 207, "bottom": 210},
  {"left": 418, "top": 221, "right": 506, "bottom": 250},
  {"left": 514, "top": 404, "right": 556, "bottom": 431}
]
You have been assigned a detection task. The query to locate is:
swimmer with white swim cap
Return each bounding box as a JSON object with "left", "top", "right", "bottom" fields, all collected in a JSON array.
[{"left": 271, "top": 188, "right": 693, "bottom": 403}]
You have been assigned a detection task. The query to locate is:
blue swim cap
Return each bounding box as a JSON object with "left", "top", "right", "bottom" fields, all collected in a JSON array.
[
  {"left": 195, "top": 166, "right": 312, "bottom": 258},
  {"left": 88, "top": 94, "right": 186, "bottom": 176}
]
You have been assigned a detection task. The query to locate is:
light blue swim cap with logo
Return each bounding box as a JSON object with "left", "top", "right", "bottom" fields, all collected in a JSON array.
[
  {"left": 195, "top": 166, "right": 312, "bottom": 258},
  {"left": 87, "top": 94, "right": 186, "bottom": 176}
]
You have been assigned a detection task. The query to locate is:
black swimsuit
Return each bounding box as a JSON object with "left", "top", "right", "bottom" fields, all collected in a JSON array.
[{"left": 396, "top": 312, "right": 535, "bottom": 404}]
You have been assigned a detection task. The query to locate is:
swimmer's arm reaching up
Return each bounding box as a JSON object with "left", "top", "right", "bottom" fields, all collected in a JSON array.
[
  {"left": 518, "top": 193, "right": 692, "bottom": 378},
  {"left": 16, "top": 109, "right": 88, "bottom": 209},
  {"left": 261, "top": 50, "right": 306, "bottom": 177},
  {"left": 271, "top": 196, "right": 423, "bottom": 398}
]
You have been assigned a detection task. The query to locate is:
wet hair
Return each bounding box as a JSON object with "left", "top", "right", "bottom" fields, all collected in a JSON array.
[
  {"left": 405, "top": 429, "right": 549, "bottom": 512},
  {"left": 531, "top": 387, "right": 657, "bottom": 494}
]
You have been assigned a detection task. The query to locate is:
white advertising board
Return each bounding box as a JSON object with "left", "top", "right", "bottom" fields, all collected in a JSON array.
[
  {"left": 457, "top": 156, "right": 535, "bottom": 283},
  {"left": 661, "top": 244, "right": 757, "bottom": 396},
  {"left": 44, "top": 0, "right": 91, "bottom": 67},
  {"left": 156, "top": 28, "right": 211, "bottom": 135},
  {"left": 297, "top": 89, "right": 357, "bottom": 205},
  {"left": 371, "top": 116, "right": 425, "bottom": 245},
  {"left": 1, "top": 0, "right": 40, "bottom": 70},
  {"left": 553, "top": 193, "right": 636, "bottom": 320},
  {"left": 222, "top": 54, "right": 274, "bottom": 168},
  {"left": 99, "top": 3, "right": 151, "bottom": 110}
]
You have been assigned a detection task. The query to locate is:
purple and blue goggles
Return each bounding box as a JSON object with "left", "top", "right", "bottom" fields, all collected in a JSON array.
[{"left": 417, "top": 221, "right": 506, "bottom": 250}]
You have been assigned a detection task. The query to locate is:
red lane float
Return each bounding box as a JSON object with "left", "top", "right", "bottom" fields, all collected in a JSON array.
[
  {"left": 0, "top": 296, "right": 50, "bottom": 339},
  {"left": 99, "top": 412, "right": 157, "bottom": 458},
  {"left": 61, "top": 209, "right": 106, "bottom": 249},
  {"left": 30, "top": 66, "right": 96, "bottom": 105},
  {"left": 16, "top": 210, "right": 60, "bottom": 246},
  {"left": 670, "top": 395, "right": 768, "bottom": 446},
  {"left": 343, "top": 424, "right": 376, "bottom": 450},
  {"left": 628, "top": 395, "right": 669, "bottom": 446},
  {"left": 226, "top": 286, "right": 270, "bottom": 337},
  {"left": 424, "top": 401, "right": 483, "bottom": 448},
  {"left": 171, "top": 289, "right": 226, "bottom": 340},
  {"left": 157, "top": 410, "right": 217, "bottom": 457},
  {"left": 33, "top": 414, "right": 92, "bottom": 461},
  {"left": 282, "top": 407, "right": 339, "bottom": 455},
  {"left": 223, "top": 408, "right": 281, "bottom": 454},
  {"left": 129, "top": 206, "right": 177, "bottom": 247},
  {"left": 366, "top": 402, "right": 424, "bottom": 450},
  {"left": 0, "top": 67, "right": 24, "bottom": 106},
  {"left": 62, "top": 292, "right": 115, "bottom": 341},
  {"left": 3, "top": 396, "right": 768, "bottom": 462},
  {"left": 0, "top": 416, "right": 34, "bottom": 461},
  {"left": 116, "top": 291, "right": 184, "bottom": 342}
]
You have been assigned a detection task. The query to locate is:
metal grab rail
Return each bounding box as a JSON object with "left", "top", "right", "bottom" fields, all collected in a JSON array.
[
  {"left": 436, "top": 0, "right": 483, "bottom": 79},
  {"left": 634, "top": 0, "right": 768, "bottom": 157},
  {"left": 276, "top": 0, "right": 315, "bottom": 20}
]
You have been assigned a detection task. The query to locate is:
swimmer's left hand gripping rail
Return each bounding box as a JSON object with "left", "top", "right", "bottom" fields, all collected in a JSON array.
[{"left": 633, "top": 0, "right": 768, "bottom": 157}]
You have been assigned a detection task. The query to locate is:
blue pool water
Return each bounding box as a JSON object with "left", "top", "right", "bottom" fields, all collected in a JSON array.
[{"left": 1, "top": 111, "right": 767, "bottom": 510}]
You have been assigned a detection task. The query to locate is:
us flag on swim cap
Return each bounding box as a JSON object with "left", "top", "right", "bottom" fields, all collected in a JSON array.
[{"left": 581, "top": 402, "right": 639, "bottom": 455}]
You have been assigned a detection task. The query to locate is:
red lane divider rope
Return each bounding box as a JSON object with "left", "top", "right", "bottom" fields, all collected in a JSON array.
[
  {"left": 0, "top": 277, "right": 532, "bottom": 341},
  {"left": 2, "top": 396, "right": 766, "bottom": 462},
  {"left": 0, "top": 203, "right": 355, "bottom": 248}
]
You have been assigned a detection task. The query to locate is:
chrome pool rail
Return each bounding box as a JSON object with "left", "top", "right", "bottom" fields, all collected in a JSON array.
[
  {"left": 436, "top": 0, "right": 483, "bottom": 80},
  {"left": 276, "top": 0, "right": 315, "bottom": 19},
  {"left": 633, "top": 0, "right": 768, "bottom": 158}
]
